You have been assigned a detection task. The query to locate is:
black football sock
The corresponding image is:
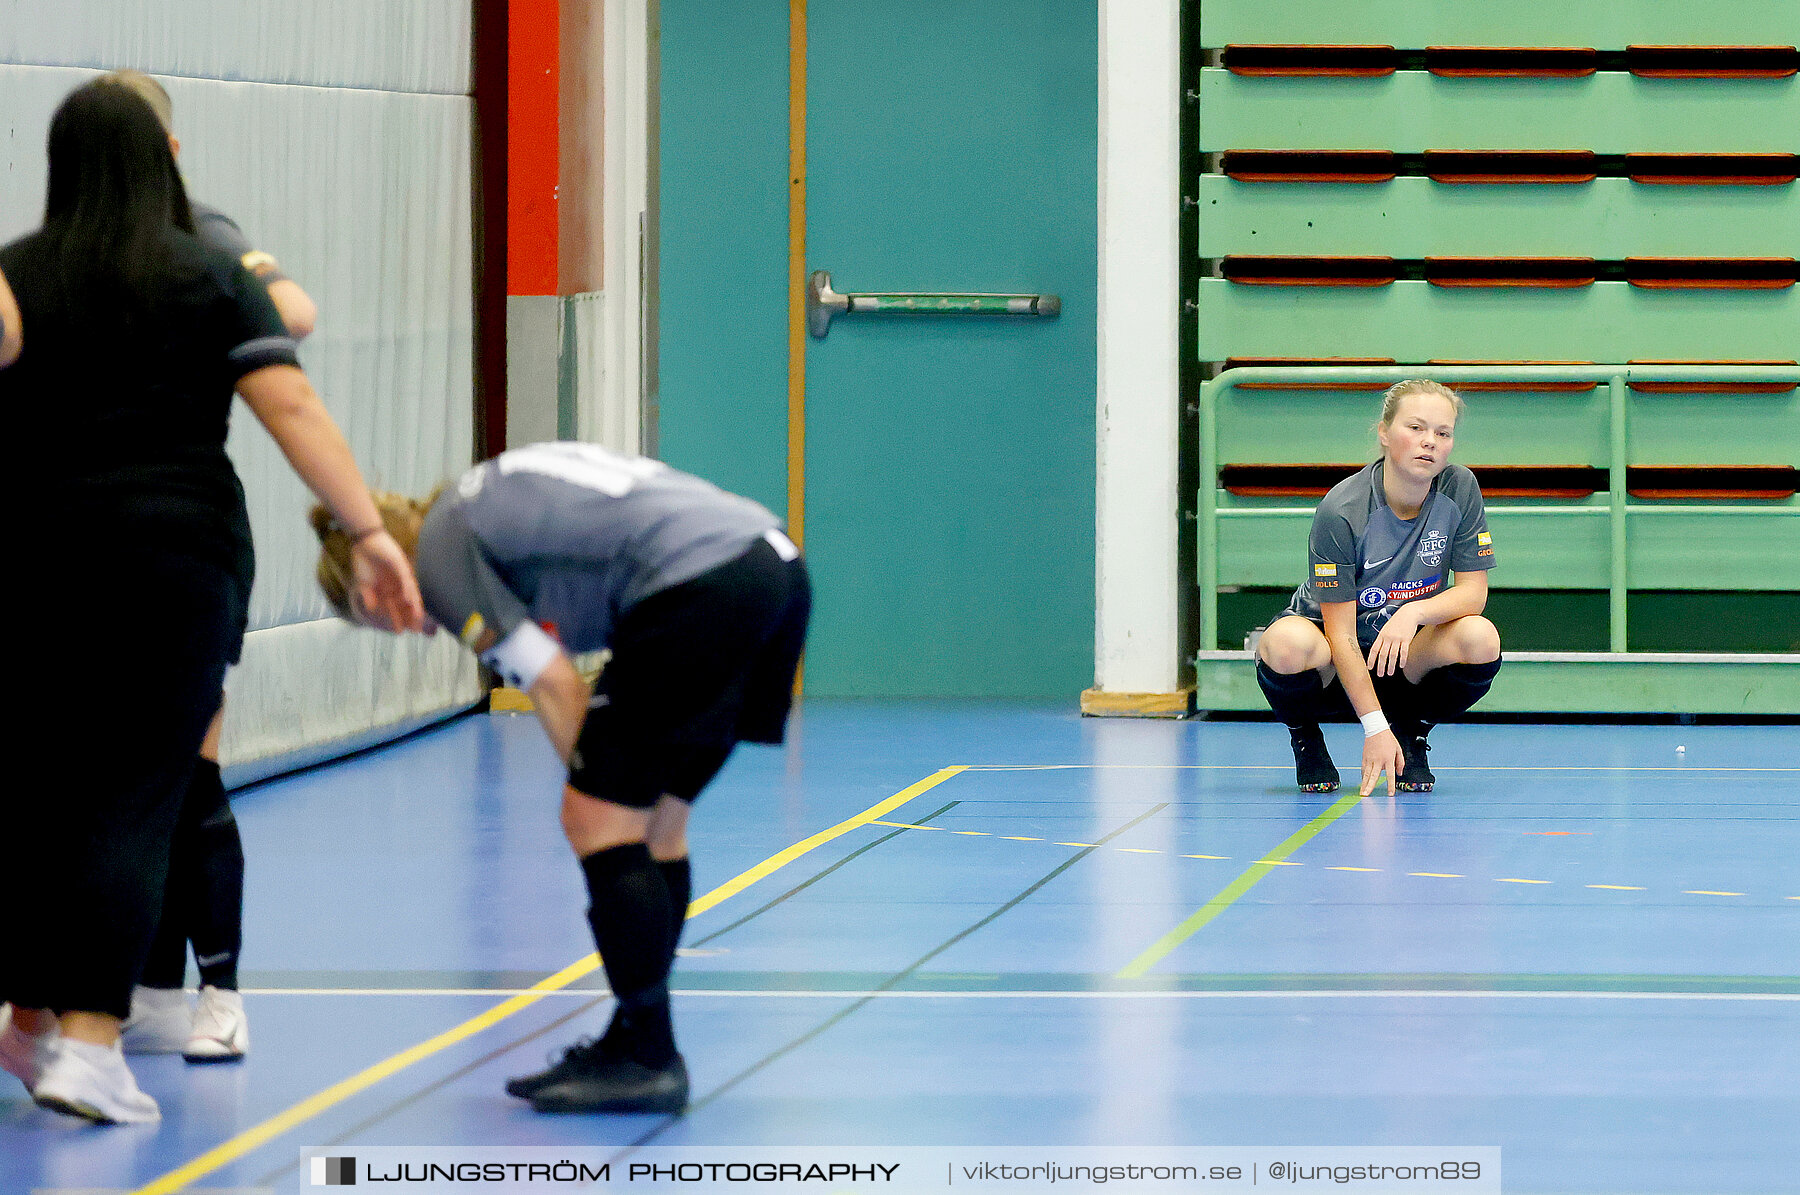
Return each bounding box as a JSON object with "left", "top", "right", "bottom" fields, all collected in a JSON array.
[
  {"left": 1256, "top": 659, "right": 1328, "bottom": 729},
  {"left": 185, "top": 761, "right": 245, "bottom": 991},
  {"left": 580, "top": 843, "right": 677, "bottom": 1067},
  {"left": 658, "top": 856, "right": 692, "bottom": 967},
  {"left": 139, "top": 760, "right": 223, "bottom": 991},
  {"left": 1372, "top": 671, "right": 1428, "bottom": 739},
  {"left": 1418, "top": 657, "right": 1503, "bottom": 727}
]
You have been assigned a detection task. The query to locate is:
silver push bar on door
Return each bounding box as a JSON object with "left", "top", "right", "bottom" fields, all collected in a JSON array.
[{"left": 807, "top": 270, "right": 1060, "bottom": 338}]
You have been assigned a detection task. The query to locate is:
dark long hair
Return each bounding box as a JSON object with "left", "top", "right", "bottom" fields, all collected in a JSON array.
[{"left": 42, "top": 78, "right": 196, "bottom": 317}]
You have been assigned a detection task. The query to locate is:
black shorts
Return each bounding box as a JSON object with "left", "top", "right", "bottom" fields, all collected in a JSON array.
[
  {"left": 567, "top": 534, "right": 811, "bottom": 809},
  {"left": 1275, "top": 614, "right": 1427, "bottom": 723}
]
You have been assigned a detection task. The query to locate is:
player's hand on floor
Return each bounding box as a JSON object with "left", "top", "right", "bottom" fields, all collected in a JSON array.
[{"left": 1361, "top": 728, "right": 1404, "bottom": 796}]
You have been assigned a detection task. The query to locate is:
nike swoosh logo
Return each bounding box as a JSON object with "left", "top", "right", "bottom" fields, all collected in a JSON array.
[{"left": 1363, "top": 556, "right": 1393, "bottom": 568}]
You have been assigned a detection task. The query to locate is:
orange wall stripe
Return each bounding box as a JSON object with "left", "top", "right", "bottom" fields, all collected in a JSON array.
[{"left": 508, "top": 0, "right": 560, "bottom": 296}]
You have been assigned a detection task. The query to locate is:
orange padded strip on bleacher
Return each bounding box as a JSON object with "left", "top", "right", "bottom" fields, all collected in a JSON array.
[
  {"left": 1425, "top": 258, "right": 1597, "bottom": 287},
  {"left": 1626, "top": 45, "right": 1799, "bottom": 78},
  {"left": 1423, "top": 151, "right": 1597, "bottom": 184},
  {"left": 1221, "top": 150, "right": 1397, "bottom": 183},
  {"left": 1627, "top": 465, "right": 1798, "bottom": 500},
  {"left": 1218, "top": 463, "right": 1606, "bottom": 500},
  {"left": 1626, "top": 361, "right": 1798, "bottom": 394},
  {"left": 1220, "top": 257, "right": 1398, "bottom": 286},
  {"left": 1224, "top": 358, "right": 1395, "bottom": 390},
  {"left": 1626, "top": 153, "right": 1800, "bottom": 186},
  {"left": 1425, "top": 361, "right": 1598, "bottom": 392},
  {"left": 1425, "top": 46, "right": 1598, "bottom": 77},
  {"left": 1222, "top": 44, "right": 1398, "bottom": 76},
  {"left": 1625, "top": 259, "right": 1798, "bottom": 289}
]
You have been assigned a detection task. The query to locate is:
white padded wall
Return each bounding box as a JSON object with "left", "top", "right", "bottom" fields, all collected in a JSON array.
[
  {"left": 0, "top": 0, "right": 470, "bottom": 93},
  {"left": 1, "top": 3, "right": 480, "bottom": 783}
]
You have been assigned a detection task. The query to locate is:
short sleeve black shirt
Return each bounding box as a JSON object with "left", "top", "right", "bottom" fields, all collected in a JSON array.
[{"left": 0, "top": 226, "right": 299, "bottom": 590}]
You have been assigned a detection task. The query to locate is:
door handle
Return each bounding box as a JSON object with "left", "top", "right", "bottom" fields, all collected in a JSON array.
[{"left": 807, "top": 270, "right": 1060, "bottom": 339}]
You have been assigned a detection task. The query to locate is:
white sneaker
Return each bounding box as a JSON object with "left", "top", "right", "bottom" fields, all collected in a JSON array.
[
  {"left": 0, "top": 1009, "right": 61, "bottom": 1093},
  {"left": 33, "top": 1036, "right": 161, "bottom": 1124},
  {"left": 183, "top": 986, "right": 248, "bottom": 1063},
  {"left": 121, "top": 986, "right": 192, "bottom": 1055}
]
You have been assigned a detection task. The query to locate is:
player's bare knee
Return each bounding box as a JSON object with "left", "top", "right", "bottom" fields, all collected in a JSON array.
[
  {"left": 1259, "top": 622, "right": 1326, "bottom": 675},
  {"left": 1458, "top": 615, "right": 1501, "bottom": 664},
  {"left": 646, "top": 796, "right": 691, "bottom": 861},
  {"left": 559, "top": 785, "right": 648, "bottom": 855}
]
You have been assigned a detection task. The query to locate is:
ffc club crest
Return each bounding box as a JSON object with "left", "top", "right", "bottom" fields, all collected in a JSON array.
[{"left": 1418, "top": 529, "right": 1448, "bottom": 567}]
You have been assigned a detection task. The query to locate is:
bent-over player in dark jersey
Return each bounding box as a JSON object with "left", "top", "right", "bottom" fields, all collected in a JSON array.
[
  {"left": 1255, "top": 380, "right": 1502, "bottom": 796},
  {"left": 311, "top": 442, "right": 811, "bottom": 1114}
]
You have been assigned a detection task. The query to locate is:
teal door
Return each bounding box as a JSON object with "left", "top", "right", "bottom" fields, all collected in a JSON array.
[{"left": 661, "top": 3, "right": 1098, "bottom": 698}]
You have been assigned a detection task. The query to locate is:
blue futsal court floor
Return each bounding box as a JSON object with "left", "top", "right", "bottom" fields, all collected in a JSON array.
[{"left": 2, "top": 702, "right": 1796, "bottom": 1193}]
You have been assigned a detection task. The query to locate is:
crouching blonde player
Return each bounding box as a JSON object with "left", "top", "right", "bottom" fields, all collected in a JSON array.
[
  {"left": 1256, "top": 380, "right": 1503, "bottom": 796},
  {"left": 312, "top": 442, "right": 810, "bottom": 1113}
]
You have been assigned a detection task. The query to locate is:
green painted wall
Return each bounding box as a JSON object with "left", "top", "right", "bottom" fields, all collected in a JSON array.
[
  {"left": 800, "top": 5, "right": 1097, "bottom": 699},
  {"left": 658, "top": 4, "right": 791, "bottom": 517},
  {"left": 659, "top": 3, "right": 1098, "bottom": 699}
]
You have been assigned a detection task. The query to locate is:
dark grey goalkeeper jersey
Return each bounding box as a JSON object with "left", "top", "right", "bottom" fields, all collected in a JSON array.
[
  {"left": 1285, "top": 460, "right": 1496, "bottom": 645},
  {"left": 415, "top": 442, "right": 784, "bottom": 655}
]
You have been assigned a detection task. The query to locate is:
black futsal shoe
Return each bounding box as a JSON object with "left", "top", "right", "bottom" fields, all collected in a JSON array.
[
  {"left": 1287, "top": 724, "right": 1340, "bottom": 792},
  {"left": 1397, "top": 732, "right": 1436, "bottom": 792},
  {"left": 505, "top": 1036, "right": 609, "bottom": 1100},
  {"left": 530, "top": 1051, "right": 689, "bottom": 1115}
]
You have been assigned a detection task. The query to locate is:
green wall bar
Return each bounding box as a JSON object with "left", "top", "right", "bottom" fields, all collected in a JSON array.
[
  {"left": 1193, "top": 651, "right": 1800, "bottom": 715},
  {"left": 1610, "top": 374, "right": 1629, "bottom": 651}
]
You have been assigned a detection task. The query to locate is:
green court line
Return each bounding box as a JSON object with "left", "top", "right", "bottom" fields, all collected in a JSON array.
[{"left": 1118, "top": 789, "right": 1363, "bottom": 979}]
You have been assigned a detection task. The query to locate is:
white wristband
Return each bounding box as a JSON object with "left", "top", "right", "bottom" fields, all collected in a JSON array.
[
  {"left": 1360, "top": 710, "right": 1390, "bottom": 738},
  {"left": 481, "top": 620, "right": 562, "bottom": 691}
]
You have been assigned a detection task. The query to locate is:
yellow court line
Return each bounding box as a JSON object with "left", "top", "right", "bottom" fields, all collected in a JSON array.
[
  {"left": 1117, "top": 790, "right": 1363, "bottom": 980},
  {"left": 878, "top": 813, "right": 1779, "bottom": 900},
  {"left": 130, "top": 766, "right": 966, "bottom": 1195}
]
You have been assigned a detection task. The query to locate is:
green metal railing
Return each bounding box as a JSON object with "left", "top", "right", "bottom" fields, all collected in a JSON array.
[{"left": 1198, "top": 363, "right": 1800, "bottom": 657}]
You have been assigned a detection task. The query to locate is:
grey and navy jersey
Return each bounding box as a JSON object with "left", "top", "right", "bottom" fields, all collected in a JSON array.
[
  {"left": 1285, "top": 460, "right": 1496, "bottom": 643},
  {"left": 414, "top": 442, "right": 785, "bottom": 655}
]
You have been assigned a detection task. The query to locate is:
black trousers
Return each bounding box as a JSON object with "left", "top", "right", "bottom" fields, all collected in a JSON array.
[{"left": 0, "top": 548, "right": 241, "bottom": 1019}]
